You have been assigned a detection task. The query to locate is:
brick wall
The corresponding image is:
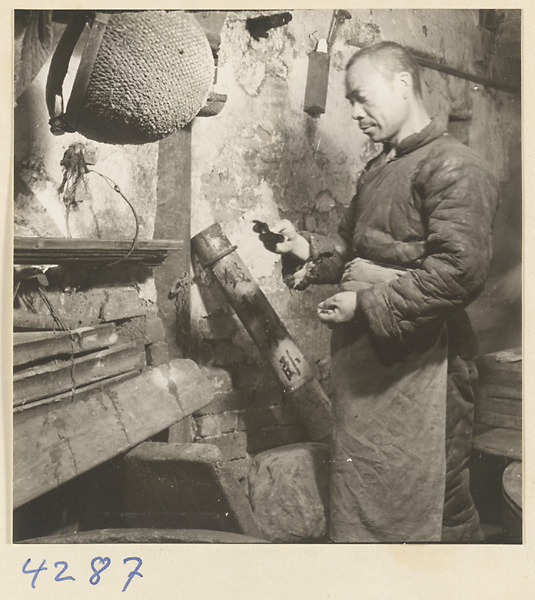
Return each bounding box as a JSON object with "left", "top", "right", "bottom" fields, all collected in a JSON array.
[{"left": 190, "top": 329, "right": 311, "bottom": 496}]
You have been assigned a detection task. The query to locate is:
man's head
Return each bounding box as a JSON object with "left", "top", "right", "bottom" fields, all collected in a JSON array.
[{"left": 345, "top": 42, "right": 425, "bottom": 145}]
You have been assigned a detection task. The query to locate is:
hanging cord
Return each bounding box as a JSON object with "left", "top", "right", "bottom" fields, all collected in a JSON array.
[{"left": 23, "top": 278, "right": 78, "bottom": 404}]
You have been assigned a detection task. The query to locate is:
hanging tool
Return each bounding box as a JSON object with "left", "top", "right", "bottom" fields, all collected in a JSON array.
[
  {"left": 303, "top": 10, "right": 352, "bottom": 117},
  {"left": 246, "top": 12, "right": 293, "bottom": 41},
  {"left": 326, "top": 9, "right": 351, "bottom": 53},
  {"left": 192, "top": 223, "right": 333, "bottom": 441}
]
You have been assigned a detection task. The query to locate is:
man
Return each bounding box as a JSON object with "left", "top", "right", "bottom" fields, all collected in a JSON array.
[{"left": 258, "top": 42, "right": 500, "bottom": 542}]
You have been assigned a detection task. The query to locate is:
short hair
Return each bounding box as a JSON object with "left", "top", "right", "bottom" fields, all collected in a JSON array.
[{"left": 346, "top": 41, "right": 422, "bottom": 96}]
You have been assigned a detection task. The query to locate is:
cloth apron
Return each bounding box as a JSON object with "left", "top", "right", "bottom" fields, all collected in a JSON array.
[{"left": 329, "top": 258, "right": 448, "bottom": 542}]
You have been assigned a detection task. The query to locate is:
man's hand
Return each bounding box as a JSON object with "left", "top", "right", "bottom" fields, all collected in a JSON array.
[
  {"left": 256, "top": 219, "right": 310, "bottom": 261},
  {"left": 317, "top": 292, "right": 357, "bottom": 327}
]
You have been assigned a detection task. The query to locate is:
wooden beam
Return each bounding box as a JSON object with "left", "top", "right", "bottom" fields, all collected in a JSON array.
[
  {"left": 154, "top": 126, "right": 192, "bottom": 360},
  {"left": 13, "top": 358, "right": 215, "bottom": 508},
  {"left": 13, "top": 323, "right": 118, "bottom": 368},
  {"left": 14, "top": 237, "right": 183, "bottom": 266},
  {"left": 155, "top": 126, "right": 193, "bottom": 443}
]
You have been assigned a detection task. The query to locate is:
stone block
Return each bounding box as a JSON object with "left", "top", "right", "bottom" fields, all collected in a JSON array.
[
  {"left": 117, "top": 315, "right": 166, "bottom": 345},
  {"left": 248, "top": 442, "right": 330, "bottom": 542},
  {"left": 194, "top": 390, "right": 252, "bottom": 416},
  {"left": 196, "top": 431, "right": 248, "bottom": 461},
  {"left": 145, "top": 341, "right": 169, "bottom": 366},
  {"left": 200, "top": 366, "right": 234, "bottom": 393},
  {"left": 247, "top": 424, "right": 307, "bottom": 454},
  {"left": 195, "top": 411, "right": 247, "bottom": 438}
]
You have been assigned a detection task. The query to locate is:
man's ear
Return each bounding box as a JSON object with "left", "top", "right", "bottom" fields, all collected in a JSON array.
[{"left": 397, "top": 71, "right": 412, "bottom": 98}]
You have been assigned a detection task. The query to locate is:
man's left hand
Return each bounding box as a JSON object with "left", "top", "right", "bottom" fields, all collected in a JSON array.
[{"left": 317, "top": 292, "right": 357, "bottom": 327}]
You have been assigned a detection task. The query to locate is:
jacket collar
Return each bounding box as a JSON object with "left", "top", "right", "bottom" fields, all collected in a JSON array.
[{"left": 384, "top": 116, "right": 448, "bottom": 159}]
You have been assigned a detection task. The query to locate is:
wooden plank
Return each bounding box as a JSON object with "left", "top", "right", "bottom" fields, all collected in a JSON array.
[
  {"left": 14, "top": 237, "right": 183, "bottom": 251},
  {"left": 475, "top": 410, "right": 522, "bottom": 431},
  {"left": 476, "top": 394, "right": 522, "bottom": 418},
  {"left": 13, "top": 323, "right": 118, "bottom": 368},
  {"left": 477, "top": 365, "right": 522, "bottom": 388},
  {"left": 477, "top": 382, "right": 522, "bottom": 401},
  {"left": 12, "top": 372, "right": 138, "bottom": 413},
  {"left": 13, "top": 358, "right": 215, "bottom": 508},
  {"left": 472, "top": 427, "right": 522, "bottom": 461},
  {"left": 13, "top": 342, "right": 145, "bottom": 406},
  {"left": 14, "top": 237, "right": 183, "bottom": 266}
]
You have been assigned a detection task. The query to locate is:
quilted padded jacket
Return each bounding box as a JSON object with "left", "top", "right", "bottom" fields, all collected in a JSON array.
[{"left": 284, "top": 118, "right": 501, "bottom": 361}]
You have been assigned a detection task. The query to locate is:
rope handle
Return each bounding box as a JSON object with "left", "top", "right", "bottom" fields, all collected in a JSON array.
[{"left": 45, "top": 11, "right": 110, "bottom": 136}]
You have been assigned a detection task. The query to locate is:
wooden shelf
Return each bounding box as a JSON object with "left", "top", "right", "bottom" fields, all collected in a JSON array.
[{"left": 14, "top": 237, "right": 184, "bottom": 266}]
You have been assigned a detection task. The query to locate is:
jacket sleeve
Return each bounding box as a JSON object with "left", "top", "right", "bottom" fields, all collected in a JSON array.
[
  {"left": 357, "top": 144, "right": 501, "bottom": 358},
  {"left": 281, "top": 194, "right": 357, "bottom": 290}
]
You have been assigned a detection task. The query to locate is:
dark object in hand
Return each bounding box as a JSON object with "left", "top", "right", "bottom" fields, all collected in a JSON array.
[
  {"left": 253, "top": 220, "right": 285, "bottom": 251},
  {"left": 246, "top": 13, "right": 292, "bottom": 41}
]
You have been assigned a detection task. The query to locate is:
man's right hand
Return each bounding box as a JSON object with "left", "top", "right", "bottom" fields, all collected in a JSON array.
[{"left": 258, "top": 220, "right": 310, "bottom": 262}]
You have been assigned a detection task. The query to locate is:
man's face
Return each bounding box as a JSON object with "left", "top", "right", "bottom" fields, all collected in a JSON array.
[{"left": 345, "top": 57, "right": 409, "bottom": 144}]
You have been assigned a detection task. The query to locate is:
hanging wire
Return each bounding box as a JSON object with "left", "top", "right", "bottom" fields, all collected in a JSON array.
[{"left": 81, "top": 169, "right": 140, "bottom": 268}]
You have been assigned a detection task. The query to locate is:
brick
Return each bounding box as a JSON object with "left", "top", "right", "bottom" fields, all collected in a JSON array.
[
  {"left": 233, "top": 366, "right": 278, "bottom": 391},
  {"left": 198, "top": 311, "right": 237, "bottom": 340},
  {"left": 252, "top": 388, "right": 283, "bottom": 408},
  {"left": 194, "top": 390, "right": 253, "bottom": 417},
  {"left": 196, "top": 431, "right": 248, "bottom": 461},
  {"left": 247, "top": 424, "right": 307, "bottom": 454},
  {"left": 145, "top": 341, "right": 169, "bottom": 366},
  {"left": 199, "top": 366, "right": 234, "bottom": 392},
  {"left": 195, "top": 411, "right": 247, "bottom": 438},
  {"left": 116, "top": 315, "right": 166, "bottom": 345},
  {"left": 168, "top": 417, "right": 194, "bottom": 443},
  {"left": 213, "top": 341, "right": 246, "bottom": 367},
  {"left": 227, "top": 457, "right": 252, "bottom": 481},
  {"left": 243, "top": 405, "right": 299, "bottom": 430},
  {"left": 100, "top": 288, "right": 150, "bottom": 321}
]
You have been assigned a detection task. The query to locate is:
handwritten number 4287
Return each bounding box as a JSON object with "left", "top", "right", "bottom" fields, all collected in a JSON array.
[{"left": 22, "top": 557, "right": 143, "bottom": 592}]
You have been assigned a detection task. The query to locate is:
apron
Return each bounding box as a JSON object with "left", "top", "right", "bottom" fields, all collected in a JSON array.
[{"left": 329, "top": 258, "right": 448, "bottom": 542}]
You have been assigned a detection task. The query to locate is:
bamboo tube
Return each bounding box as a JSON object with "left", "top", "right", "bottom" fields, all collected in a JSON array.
[{"left": 192, "top": 223, "right": 332, "bottom": 441}]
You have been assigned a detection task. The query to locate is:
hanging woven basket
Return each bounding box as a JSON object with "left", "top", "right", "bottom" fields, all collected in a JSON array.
[{"left": 46, "top": 10, "right": 214, "bottom": 144}]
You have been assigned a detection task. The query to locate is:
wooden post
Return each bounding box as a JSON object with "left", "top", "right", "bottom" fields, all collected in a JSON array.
[
  {"left": 192, "top": 223, "right": 332, "bottom": 441},
  {"left": 155, "top": 125, "right": 192, "bottom": 359},
  {"left": 155, "top": 126, "right": 193, "bottom": 443}
]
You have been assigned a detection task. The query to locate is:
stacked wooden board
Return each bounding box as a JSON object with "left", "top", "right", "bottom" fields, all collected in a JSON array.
[
  {"left": 475, "top": 347, "right": 522, "bottom": 431},
  {"left": 13, "top": 320, "right": 216, "bottom": 508},
  {"left": 13, "top": 359, "right": 215, "bottom": 508},
  {"left": 13, "top": 324, "right": 146, "bottom": 411}
]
